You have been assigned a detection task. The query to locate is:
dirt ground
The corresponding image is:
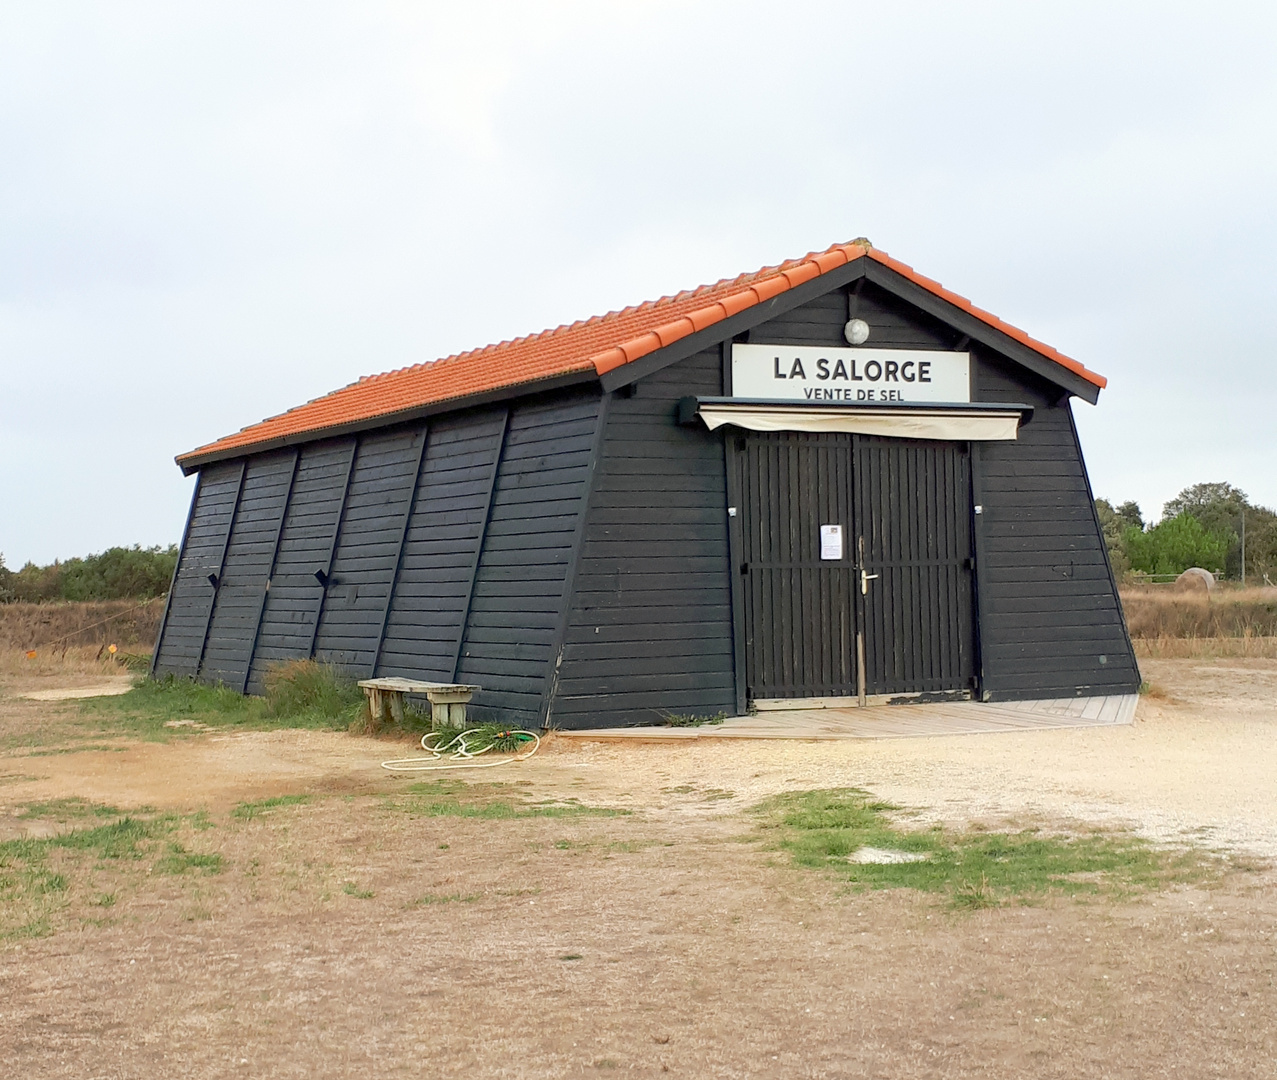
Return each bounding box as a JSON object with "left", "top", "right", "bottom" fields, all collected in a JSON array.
[{"left": 1, "top": 656, "right": 1276, "bottom": 1077}]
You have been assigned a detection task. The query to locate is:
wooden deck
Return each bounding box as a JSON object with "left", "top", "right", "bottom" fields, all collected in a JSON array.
[{"left": 555, "top": 694, "right": 1138, "bottom": 742}]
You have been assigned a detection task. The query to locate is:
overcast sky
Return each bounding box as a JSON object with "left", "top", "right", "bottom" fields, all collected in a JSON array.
[{"left": 2, "top": 2, "right": 1275, "bottom": 566}]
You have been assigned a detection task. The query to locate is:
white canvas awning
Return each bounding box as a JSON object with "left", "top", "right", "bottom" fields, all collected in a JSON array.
[{"left": 683, "top": 399, "right": 1031, "bottom": 442}]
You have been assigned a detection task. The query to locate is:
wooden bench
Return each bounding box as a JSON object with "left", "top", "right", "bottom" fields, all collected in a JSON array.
[{"left": 357, "top": 678, "right": 481, "bottom": 729}]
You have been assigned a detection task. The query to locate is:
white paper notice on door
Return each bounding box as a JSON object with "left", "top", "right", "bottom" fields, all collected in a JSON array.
[{"left": 819, "top": 524, "right": 844, "bottom": 561}]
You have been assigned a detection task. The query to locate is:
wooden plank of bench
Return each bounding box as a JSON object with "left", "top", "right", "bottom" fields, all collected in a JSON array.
[{"left": 358, "top": 677, "right": 480, "bottom": 694}]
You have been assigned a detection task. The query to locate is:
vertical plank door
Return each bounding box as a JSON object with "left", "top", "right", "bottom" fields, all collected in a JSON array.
[
  {"left": 735, "top": 431, "right": 857, "bottom": 700},
  {"left": 853, "top": 435, "right": 975, "bottom": 697}
]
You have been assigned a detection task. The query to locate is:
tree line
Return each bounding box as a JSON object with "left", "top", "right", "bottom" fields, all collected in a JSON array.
[
  {"left": 0, "top": 545, "right": 178, "bottom": 603},
  {"left": 2, "top": 481, "right": 1271, "bottom": 602},
  {"left": 1096, "top": 482, "right": 1277, "bottom": 583}
]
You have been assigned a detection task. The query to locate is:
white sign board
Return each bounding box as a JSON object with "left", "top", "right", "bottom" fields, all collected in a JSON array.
[
  {"left": 732, "top": 344, "right": 970, "bottom": 403},
  {"left": 819, "top": 524, "right": 844, "bottom": 561}
]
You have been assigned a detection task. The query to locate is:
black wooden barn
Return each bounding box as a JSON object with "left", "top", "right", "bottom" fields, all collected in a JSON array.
[{"left": 152, "top": 241, "right": 1139, "bottom": 727}]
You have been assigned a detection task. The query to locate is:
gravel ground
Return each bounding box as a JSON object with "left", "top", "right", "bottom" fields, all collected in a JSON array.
[
  {"left": 1, "top": 654, "right": 1276, "bottom": 1078},
  {"left": 6, "top": 655, "right": 1274, "bottom": 853}
]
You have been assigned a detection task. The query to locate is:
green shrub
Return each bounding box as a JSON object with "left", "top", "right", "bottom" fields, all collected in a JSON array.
[
  {"left": 1125, "top": 513, "right": 1230, "bottom": 576},
  {"left": 0, "top": 546, "right": 178, "bottom": 603}
]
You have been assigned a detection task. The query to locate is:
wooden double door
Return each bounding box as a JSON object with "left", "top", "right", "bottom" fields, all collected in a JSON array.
[{"left": 732, "top": 431, "right": 976, "bottom": 702}]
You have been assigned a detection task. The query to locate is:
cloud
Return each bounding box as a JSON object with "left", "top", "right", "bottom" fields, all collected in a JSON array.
[{"left": 1, "top": 1, "right": 1275, "bottom": 561}]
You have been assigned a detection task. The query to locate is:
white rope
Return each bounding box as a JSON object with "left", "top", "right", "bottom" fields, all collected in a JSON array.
[{"left": 381, "top": 728, "right": 541, "bottom": 772}]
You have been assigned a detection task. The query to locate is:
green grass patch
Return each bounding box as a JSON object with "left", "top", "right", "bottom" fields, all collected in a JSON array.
[
  {"left": 342, "top": 881, "right": 374, "bottom": 899},
  {"left": 232, "top": 794, "right": 311, "bottom": 821},
  {"left": 755, "top": 788, "right": 1216, "bottom": 909},
  {"left": 3, "top": 815, "right": 164, "bottom": 862},
  {"left": 80, "top": 666, "right": 362, "bottom": 741},
  {"left": 0, "top": 807, "right": 222, "bottom": 941},
  {"left": 16, "top": 797, "right": 127, "bottom": 820},
  {"left": 390, "top": 779, "right": 627, "bottom": 820},
  {"left": 154, "top": 843, "right": 224, "bottom": 875}
]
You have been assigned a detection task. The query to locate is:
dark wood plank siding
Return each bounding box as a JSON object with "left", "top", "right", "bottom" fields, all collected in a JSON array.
[
  {"left": 245, "top": 439, "right": 356, "bottom": 692},
  {"left": 153, "top": 461, "right": 244, "bottom": 678},
  {"left": 972, "top": 349, "right": 1139, "bottom": 697},
  {"left": 312, "top": 426, "right": 425, "bottom": 675},
  {"left": 154, "top": 270, "right": 1136, "bottom": 715},
  {"left": 756, "top": 284, "right": 1137, "bottom": 700},
  {"left": 198, "top": 452, "right": 295, "bottom": 687},
  {"left": 375, "top": 408, "right": 508, "bottom": 681},
  {"left": 454, "top": 392, "right": 604, "bottom": 726},
  {"left": 550, "top": 349, "right": 736, "bottom": 728}
]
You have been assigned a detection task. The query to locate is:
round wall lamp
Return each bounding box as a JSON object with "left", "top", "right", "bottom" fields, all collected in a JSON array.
[{"left": 843, "top": 318, "right": 870, "bottom": 345}]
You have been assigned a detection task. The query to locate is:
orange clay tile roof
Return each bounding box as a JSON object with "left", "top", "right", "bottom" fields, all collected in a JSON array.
[{"left": 178, "top": 241, "right": 1105, "bottom": 467}]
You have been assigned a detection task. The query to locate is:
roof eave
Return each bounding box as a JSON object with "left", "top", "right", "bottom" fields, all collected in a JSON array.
[{"left": 174, "top": 367, "right": 601, "bottom": 474}]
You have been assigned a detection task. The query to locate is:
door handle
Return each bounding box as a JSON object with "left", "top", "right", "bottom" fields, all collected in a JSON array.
[{"left": 860, "top": 570, "right": 879, "bottom": 595}]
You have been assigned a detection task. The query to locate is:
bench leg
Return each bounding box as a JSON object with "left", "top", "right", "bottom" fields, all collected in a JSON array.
[
  {"left": 389, "top": 692, "right": 405, "bottom": 723},
  {"left": 430, "top": 700, "right": 450, "bottom": 730},
  {"left": 427, "top": 693, "right": 474, "bottom": 731}
]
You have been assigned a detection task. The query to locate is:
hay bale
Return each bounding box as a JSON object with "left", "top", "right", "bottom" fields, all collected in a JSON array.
[{"left": 1175, "top": 567, "right": 1216, "bottom": 592}]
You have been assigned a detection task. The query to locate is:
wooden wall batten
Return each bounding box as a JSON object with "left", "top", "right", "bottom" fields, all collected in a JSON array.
[
  {"left": 237, "top": 449, "right": 300, "bottom": 693},
  {"left": 244, "top": 437, "right": 362, "bottom": 692},
  {"left": 152, "top": 460, "right": 248, "bottom": 679},
  {"left": 312, "top": 426, "right": 427, "bottom": 674},
  {"left": 149, "top": 469, "right": 201, "bottom": 678},
  {"left": 448, "top": 408, "right": 511, "bottom": 682},
  {"left": 198, "top": 451, "right": 298, "bottom": 690},
  {"left": 454, "top": 391, "right": 605, "bottom": 727},
  {"left": 370, "top": 426, "right": 431, "bottom": 676},
  {"left": 193, "top": 458, "right": 247, "bottom": 680},
  {"left": 540, "top": 391, "right": 610, "bottom": 729},
  {"left": 306, "top": 438, "right": 359, "bottom": 660},
  {"left": 374, "top": 408, "right": 509, "bottom": 684},
  {"left": 552, "top": 349, "right": 736, "bottom": 728}
]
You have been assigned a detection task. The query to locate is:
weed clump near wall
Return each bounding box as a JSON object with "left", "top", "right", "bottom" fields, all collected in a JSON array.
[{"left": 263, "top": 660, "right": 364, "bottom": 720}]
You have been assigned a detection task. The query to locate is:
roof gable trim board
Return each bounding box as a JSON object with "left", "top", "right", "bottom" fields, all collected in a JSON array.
[{"left": 862, "top": 260, "right": 1102, "bottom": 406}]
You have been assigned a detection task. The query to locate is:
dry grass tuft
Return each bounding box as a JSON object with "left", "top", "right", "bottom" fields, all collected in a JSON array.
[
  {"left": 0, "top": 644, "right": 141, "bottom": 681},
  {"left": 1121, "top": 586, "right": 1277, "bottom": 641},
  {"left": 1133, "top": 636, "right": 1277, "bottom": 660},
  {"left": 0, "top": 600, "right": 164, "bottom": 654}
]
